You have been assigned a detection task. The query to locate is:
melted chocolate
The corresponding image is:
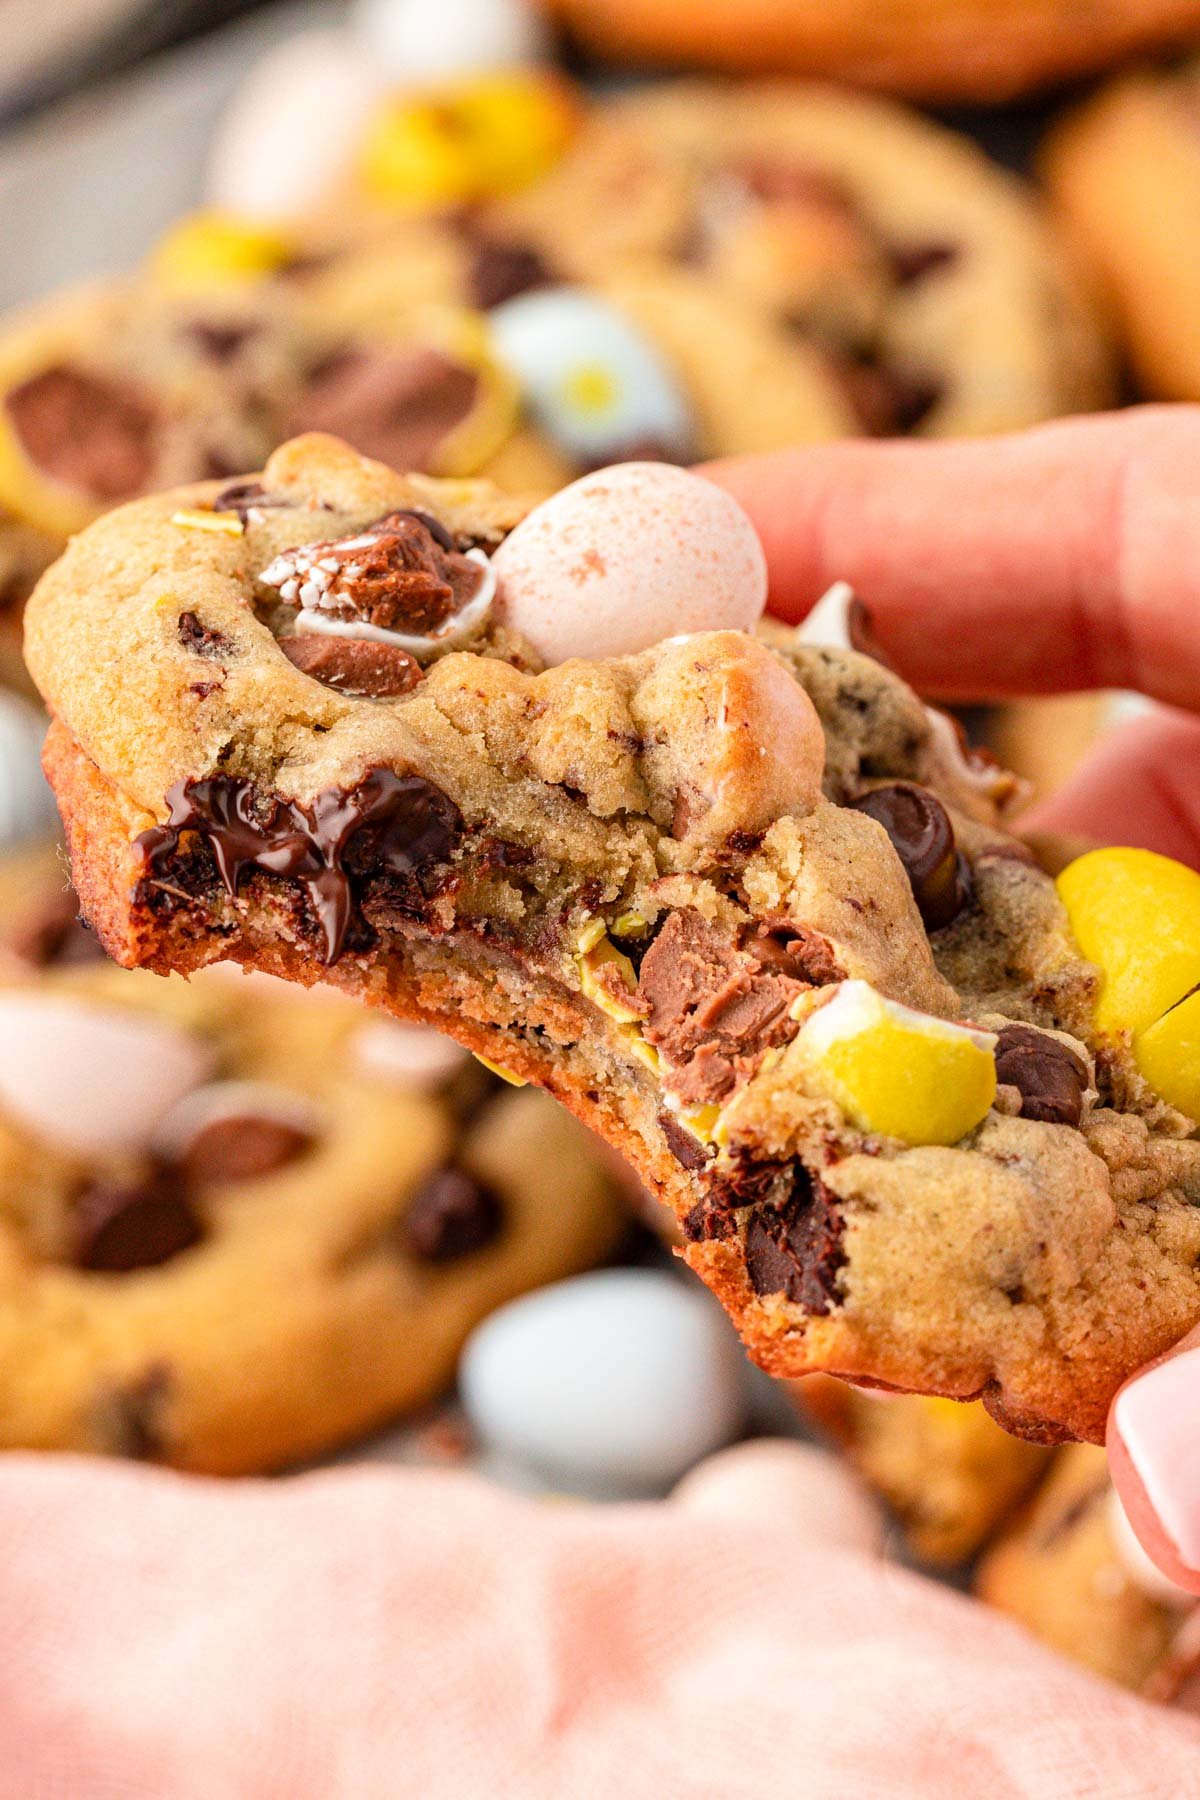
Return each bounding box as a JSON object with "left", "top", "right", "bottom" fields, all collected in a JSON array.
[
  {"left": 743, "top": 1164, "right": 845, "bottom": 1314},
  {"left": 136, "top": 768, "right": 461, "bottom": 963}
]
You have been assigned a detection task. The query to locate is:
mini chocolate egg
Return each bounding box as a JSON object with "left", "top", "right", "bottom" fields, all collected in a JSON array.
[
  {"left": 491, "top": 462, "right": 768, "bottom": 664},
  {"left": 206, "top": 31, "right": 387, "bottom": 222},
  {"left": 0, "top": 693, "right": 56, "bottom": 847},
  {"left": 352, "top": 0, "right": 549, "bottom": 82},
  {"left": 489, "top": 287, "right": 693, "bottom": 466},
  {"left": 459, "top": 1268, "right": 748, "bottom": 1495},
  {"left": 0, "top": 993, "right": 213, "bottom": 1157},
  {"left": 673, "top": 1439, "right": 887, "bottom": 1555}
]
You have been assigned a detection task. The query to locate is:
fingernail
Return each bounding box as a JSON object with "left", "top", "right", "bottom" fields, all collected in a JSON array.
[{"left": 1113, "top": 1344, "right": 1200, "bottom": 1575}]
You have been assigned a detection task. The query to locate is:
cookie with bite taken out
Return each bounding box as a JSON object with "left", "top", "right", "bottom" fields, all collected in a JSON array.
[
  {"left": 24, "top": 433, "right": 1200, "bottom": 1446},
  {"left": 0, "top": 842, "right": 623, "bottom": 1472}
]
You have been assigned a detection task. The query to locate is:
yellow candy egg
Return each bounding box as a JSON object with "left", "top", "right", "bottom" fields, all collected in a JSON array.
[
  {"left": 1135, "top": 991, "right": 1200, "bottom": 1120},
  {"left": 797, "top": 980, "right": 997, "bottom": 1147},
  {"left": 151, "top": 212, "right": 293, "bottom": 292},
  {"left": 359, "top": 73, "right": 576, "bottom": 207},
  {"left": 1057, "top": 847, "right": 1200, "bottom": 1038}
]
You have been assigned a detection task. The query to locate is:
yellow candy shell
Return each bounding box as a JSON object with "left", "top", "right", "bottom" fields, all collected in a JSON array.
[
  {"left": 1057, "top": 847, "right": 1200, "bottom": 1038},
  {"left": 1136, "top": 990, "right": 1200, "bottom": 1121},
  {"left": 151, "top": 213, "right": 293, "bottom": 292}
]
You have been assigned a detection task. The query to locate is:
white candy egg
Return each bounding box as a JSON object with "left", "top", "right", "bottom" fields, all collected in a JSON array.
[
  {"left": 206, "top": 31, "right": 387, "bottom": 222},
  {"left": 459, "top": 1268, "right": 748, "bottom": 1495},
  {"left": 353, "top": 1018, "right": 470, "bottom": 1089},
  {"left": 491, "top": 461, "right": 768, "bottom": 664},
  {"left": 352, "top": 0, "right": 549, "bottom": 83},
  {"left": 0, "top": 692, "right": 55, "bottom": 847},
  {"left": 673, "top": 1439, "right": 887, "bottom": 1555},
  {"left": 0, "top": 993, "right": 212, "bottom": 1157},
  {"left": 490, "top": 288, "right": 693, "bottom": 465}
]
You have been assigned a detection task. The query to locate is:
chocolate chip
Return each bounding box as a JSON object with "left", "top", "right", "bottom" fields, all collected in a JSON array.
[
  {"left": 891, "top": 241, "right": 960, "bottom": 286},
  {"left": 467, "top": 236, "right": 552, "bottom": 310},
  {"left": 6, "top": 364, "right": 155, "bottom": 500},
  {"left": 743, "top": 1166, "right": 844, "bottom": 1314},
  {"left": 136, "top": 767, "right": 462, "bottom": 964},
  {"left": 185, "top": 320, "right": 258, "bottom": 361},
  {"left": 178, "top": 611, "right": 234, "bottom": 659},
  {"left": 73, "top": 1170, "right": 204, "bottom": 1272},
  {"left": 180, "top": 1115, "right": 314, "bottom": 1185},
  {"left": 681, "top": 1198, "right": 735, "bottom": 1241},
  {"left": 849, "top": 783, "right": 968, "bottom": 930},
  {"left": 211, "top": 480, "right": 293, "bottom": 524},
  {"left": 994, "top": 1024, "right": 1088, "bottom": 1128},
  {"left": 289, "top": 347, "right": 479, "bottom": 474},
  {"left": 835, "top": 354, "right": 942, "bottom": 437},
  {"left": 281, "top": 634, "right": 424, "bottom": 698},
  {"left": 402, "top": 1166, "right": 504, "bottom": 1261},
  {"left": 90, "top": 1364, "right": 172, "bottom": 1460},
  {"left": 659, "top": 1110, "right": 714, "bottom": 1170}
]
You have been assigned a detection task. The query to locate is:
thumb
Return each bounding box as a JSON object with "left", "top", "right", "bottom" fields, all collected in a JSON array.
[{"left": 1108, "top": 1325, "right": 1200, "bottom": 1597}]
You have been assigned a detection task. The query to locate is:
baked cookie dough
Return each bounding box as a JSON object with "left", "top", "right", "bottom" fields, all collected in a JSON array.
[
  {"left": 977, "top": 1444, "right": 1200, "bottom": 1699},
  {"left": 482, "top": 81, "right": 1110, "bottom": 439},
  {"left": 539, "top": 0, "right": 1200, "bottom": 104},
  {"left": 1044, "top": 64, "right": 1200, "bottom": 405},
  {"left": 25, "top": 436, "right": 1200, "bottom": 1446},
  {"left": 796, "top": 1377, "right": 1050, "bottom": 1563},
  {"left": 0, "top": 847, "right": 624, "bottom": 1472}
]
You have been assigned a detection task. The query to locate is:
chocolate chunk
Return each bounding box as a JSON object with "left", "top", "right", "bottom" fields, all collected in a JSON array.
[
  {"left": 742, "top": 919, "right": 842, "bottom": 987},
  {"left": 289, "top": 346, "right": 479, "bottom": 474},
  {"left": 136, "top": 766, "right": 462, "bottom": 963},
  {"left": 891, "top": 241, "right": 960, "bottom": 286},
  {"left": 178, "top": 611, "right": 234, "bottom": 659},
  {"left": 73, "top": 1170, "right": 203, "bottom": 1272},
  {"left": 211, "top": 480, "right": 294, "bottom": 524},
  {"left": 743, "top": 1165, "right": 845, "bottom": 1314},
  {"left": 467, "top": 236, "right": 552, "bottom": 310},
  {"left": 994, "top": 1024, "right": 1088, "bottom": 1128},
  {"left": 836, "top": 354, "right": 942, "bottom": 437},
  {"left": 6, "top": 364, "right": 155, "bottom": 500},
  {"left": 681, "top": 1198, "right": 735, "bottom": 1241},
  {"left": 849, "top": 783, "right": 969, "bottom": 930},
  {"left": 402, "top": 1166, "right": 504, "bottom": 1261},
  {"left": 638, "top": 910, "right": 810, "bottom": 1105},
  {"left": 659, "top": 1110, "right": 714, "bottom": 1170},
  {"left": 185, "top": 320, "right": 257, "bottom": 361},
  {"left": 281, "top": 634, "right": 424, "bottom": 698},
  {"left": 261, "top": 511, "right": 484, "bottom": 636},
  {"left": 180, "top": 1115, "right": 314, "bottom": 1185},
  {"left": 90, "top": 1365, "right": 172, "bottom": 1460}
]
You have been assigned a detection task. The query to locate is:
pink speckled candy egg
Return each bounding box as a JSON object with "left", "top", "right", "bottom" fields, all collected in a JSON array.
[{"left": 490, "top": 462, "right": 768, "bottom": 664}]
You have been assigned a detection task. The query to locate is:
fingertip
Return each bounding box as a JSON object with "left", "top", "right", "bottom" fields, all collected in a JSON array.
[{"left": 1108, "top": 1330, "right": 1200, "bottom": 1599}]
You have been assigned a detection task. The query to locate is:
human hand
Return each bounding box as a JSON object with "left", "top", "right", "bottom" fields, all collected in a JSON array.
[{"left": 707, "top": 405, "right": 1200, "bottom": 1591}]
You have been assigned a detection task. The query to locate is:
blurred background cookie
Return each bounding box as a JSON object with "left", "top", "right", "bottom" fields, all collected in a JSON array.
[{"left": 538, "top": 0, "right": 1200, "bottom": 103}]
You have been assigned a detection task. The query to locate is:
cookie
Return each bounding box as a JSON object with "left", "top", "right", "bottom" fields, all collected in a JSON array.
[
  {"left": 484, "top": 81, "right": 1110, "bottom": 438},
  {"left": 25, "top": 436, "right": 1200, "bottom": 1446},
  {"left": 796, "top": 1378, "right": 1051, "bottom": 1563},
  {"left": 1044, "top": 65, "right": 1200, "bottom": 405},
  {"left": 539, "top": 0, "right": 1200, "bottom": 103},
  {"left": 977, "top": 1444, "right": 1200, "bottom": 1698},
  {"left": 0, "top": 268, "right": 549, "bottom": 665},
  {"left": 0, "top": 846, "right": 624, "bottom": 1472}
]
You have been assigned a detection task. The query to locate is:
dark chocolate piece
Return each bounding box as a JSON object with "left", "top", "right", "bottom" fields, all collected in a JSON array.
[
  {"left": 73, "top": 1170, "right": 203, "bottom": 1273},
  {"left": 178, "top": 611, "right": 234, "bottom": 660},
  {"left": 467, "top": 236, "right": 552, "bottom": 310},
  {"left": 136, "top": 767, "right": 462, "bottom": 963},
  {"left": 743, "top": 1165, "right": 845, "bottom": 1314},
  {"left": 211, "top": 480, "right": 294, "bottom": 524},
  {"left": 402, "top": 1166, "right": 505, "bottom": 1262},
  {"left": 849, "top": 782, "right": 968, "bottom": 930},
  {"left": 90, "top": 1364, "right": 172, "bottom": 1460},
  {"left": 994, "top": 1024, "right": 1088, "bottom": 1128},
  {"left": 659, "top": 1110, "right": 714, "bottom": 1171}
]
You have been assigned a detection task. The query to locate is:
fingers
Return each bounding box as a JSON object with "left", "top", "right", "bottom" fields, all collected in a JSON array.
[
  {"left": 1024, "top": 709, "right": 1200, "bottom": 868},
  {"left": 705, "top": 406, "right": 1200, "bottom": 709},
  {"left": 1108, "top": 1326, "right": 1200, "bottom": 1598}
]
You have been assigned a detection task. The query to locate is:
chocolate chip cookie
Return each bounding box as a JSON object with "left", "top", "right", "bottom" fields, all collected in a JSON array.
[
  {"left": 0, "top": 852, "right": 623, "bottom": 1471},
  {"left": 796, "top": 1378, "right": 1051, "bottom": 1563},
  {"left": 540, "top": 0, "right": 1200, "bottom": 103},
  {"left": 977, "top": 1444, "right": 1200, "bottom": 1699},
  {"left": 485, "top": 80, "right": 1111, "bottom": 438},
  {"left": 25, "top": 434, "right": 1200, "bottom": 1447}
]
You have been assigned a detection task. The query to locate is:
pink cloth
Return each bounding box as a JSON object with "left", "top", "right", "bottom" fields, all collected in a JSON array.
[{"left": 0, "top": 1455, "right": 1196, "bottom": 1799}]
